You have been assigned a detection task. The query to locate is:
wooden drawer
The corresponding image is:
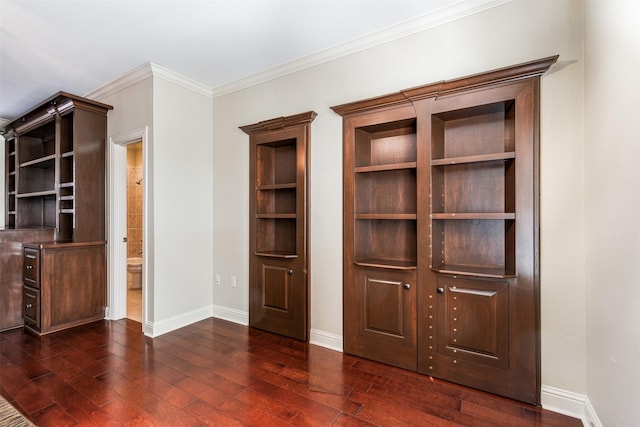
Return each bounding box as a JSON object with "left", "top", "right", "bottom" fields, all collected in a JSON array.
[
  {"left": 23, "top": 248, "right": 40, "bottom": 288},
  {"left": 23, "top": 286, "right": 40, "bottom": 330}
]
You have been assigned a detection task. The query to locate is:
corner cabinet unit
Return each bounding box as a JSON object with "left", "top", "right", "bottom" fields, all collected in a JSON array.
[
  {"left": 22, "top": 241, "right": 106, "bottom": 335},
  {"left": 240, "top": 111, "right": 316, "bottom": 342},
  {"left": 3, "top": 92, "right": 113, "bottom": 242},
  {"left": 332, "top": 56, "right": 557, "bottom": 404}
]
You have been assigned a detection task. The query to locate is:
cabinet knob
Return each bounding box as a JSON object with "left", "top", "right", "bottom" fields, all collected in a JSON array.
[
  {"left": 26, "top": 303, "right": 32, "bottom": 309},
  {"left": 403, "top": 283, "right": 411, "bottom": 289},
  {"left": 437, "top": 287, "right": 444, "bottom": 294},
  {"left": 287, "top": 269, "right": 293, "bottom": 275},
  {"left": 26, "top": 265, "right": 33, "bottom": 270}
]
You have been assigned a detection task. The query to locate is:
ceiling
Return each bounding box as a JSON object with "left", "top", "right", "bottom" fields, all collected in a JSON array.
[{"left": 0, "top": 0, "right": 465, "bottom": 122}]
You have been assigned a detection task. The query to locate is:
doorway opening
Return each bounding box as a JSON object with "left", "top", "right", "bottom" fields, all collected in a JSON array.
[
  {"left": 125, "top": 141, "right": 143, "bottom": 322},
  {"left": 108, "top": 126, "right": 149, "bottom": 331}
]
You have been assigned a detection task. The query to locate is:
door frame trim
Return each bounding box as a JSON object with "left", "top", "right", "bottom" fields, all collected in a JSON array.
[{"left": 107, "top": 126, "right": 149, "bottom": 333}]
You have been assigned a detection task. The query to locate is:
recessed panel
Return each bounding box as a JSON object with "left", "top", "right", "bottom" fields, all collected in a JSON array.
[{"left": 262, "top": 264, "right": 291, "bottom": 313}]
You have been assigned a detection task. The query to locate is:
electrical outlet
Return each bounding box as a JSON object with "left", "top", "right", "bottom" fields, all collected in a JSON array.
[
  {"left": 215, "top": 274, "right": 221, "bottom": 285},
  {"left": 230, "top": 276, "right": 237, "bottom": 288}
]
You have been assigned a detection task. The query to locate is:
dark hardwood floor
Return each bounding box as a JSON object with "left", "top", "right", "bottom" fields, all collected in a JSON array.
[{"left": 0, "top": 318, "right": 581, "bottom": 426}]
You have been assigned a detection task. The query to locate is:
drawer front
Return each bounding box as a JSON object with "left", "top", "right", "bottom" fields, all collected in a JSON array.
[
  {"left": 23, "top": 286, "right": 41, "bottom": 330},
  {"left": 23, "top": 248, "right": 40, "bottom": 288}
]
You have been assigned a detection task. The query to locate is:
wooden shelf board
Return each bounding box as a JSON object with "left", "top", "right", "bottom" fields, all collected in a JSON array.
[
  {"left": 58, "top": 182, "right": 74, "bottom": 188},
  {"left": 257, "top": 183, "right": 297, "bottom": 190},
  {"left": 255, "top": 251, "right": 298, "bottom": 259},
  {"left": 8, "top": 171, "right": 16, "bottom": 176},
  {"left": 59, "top": 209, "right": 74, "bottom": 214},
  {"left": 431, "top": 213, "right": 515, "bottom": 220},
  {"left": 356, "top": 213, "right": 417, "bottom": 220},
  {"left": 256, "top": 213, "right": 297, "bottom": 219},
  {"left": 355, "top": 258, "right": 417, "bottom": 270},
  {"left": 430, "top": 264, "right": 517, "bottom": 279},
  {"left": 59, "top": 195, "right": 74, "bottom": 201},
  {"left": 20, "top": 154, "right": 56, "bottom": 168},
  {"left": 431, "top": 151, "right": 515, "bottom": 166},
  {"left": 61, "top": 151, "right": 74, "bottom": 158},
  {"left": 355, "top": 161, "right": 417, "bottom": 173},
  {"left": 17, "top": 190, "right": 57, "bottom": 198}
]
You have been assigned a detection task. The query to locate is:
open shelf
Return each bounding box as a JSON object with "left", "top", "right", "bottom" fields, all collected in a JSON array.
[
  {"left": 255, "top": 217, "right": 296, "bottom": 255},
  {"left": 255, "top": 251, "right": 298, "bottom": 259},
  {"left": 355, "top": 161, "right": 417, "bottom": 173},
  {"left": 18, "top": 121, "right": 56, "bottom": 164},
  {"left": 256, "top": 186, "right": 296, "bottom": 215},
  {"left": 354, "top": 258, "right": 417, "bottom": 270},
  {"left": 355, "top": 219, "right": 417, "bottom": 267},
  {"left": 355, "top": 119, "right": 417, "bottom": 168},
  {"left": 431, "top": 213, "right": 515, "bottom": 220},
  {"left": 430, "top": 263, "right": 516, "bottom": 279},
  {"left": 431, "top": 100, "right": 515, "bottom": 160},
  {"left": 355, "top": 168, "right": 416, "bottom": 216},
  {"left": 431, "top": 151, "right": 515, "bottom": 166},
  {"left": 256, "top": 139, "right": 297, "bottom": 186}
]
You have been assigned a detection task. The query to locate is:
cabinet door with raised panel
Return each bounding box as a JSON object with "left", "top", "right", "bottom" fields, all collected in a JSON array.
[{"left": 344, "top": 267, "right": 417, "bottom": 371}]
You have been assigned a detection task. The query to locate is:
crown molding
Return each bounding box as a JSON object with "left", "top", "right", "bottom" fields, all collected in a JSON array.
[
  {"left": 149, "top": 63, "right": 213, "bottom": 98},
  {"left": 86, "top": 62, "right": 212, "bottom": 102},
  {"left": 211, "top": 0, "right": 513, "bottom": 98}
]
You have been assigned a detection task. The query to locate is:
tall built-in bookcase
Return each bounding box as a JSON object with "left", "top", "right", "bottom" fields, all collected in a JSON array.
[
  {"left": 333, "top": 56, "right": 557, "bottom": 404},
  {"left": 241, "top": 112, "right": 316, "bottom": 342},
  {"left": 2, "top": 92, "right": 112, "bottom": 336}
]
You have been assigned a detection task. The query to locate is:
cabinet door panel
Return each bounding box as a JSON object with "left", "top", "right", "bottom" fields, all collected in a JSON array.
[
  {"left": 344, "top": 268, "right": 416, "bottom": 370},
  {"left": 250, "top": 258, "right": 306, "bottom": 340},
  {"left": 437, "top": 277, "right": 508, "bottom": 369}
]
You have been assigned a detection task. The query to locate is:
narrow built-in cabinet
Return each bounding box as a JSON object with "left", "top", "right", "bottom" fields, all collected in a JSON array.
[
  {"left": 333, "top": 56, "right": 557, "bottom": 404},
  {"left": 241, "top": 112, "right": 316, "bottom": 341},
  {"left": 22, "top": 241, "right": 106, "bottom": 335},
  {"left": 2, "top": 92, "right": 112, "bottom": 336}
]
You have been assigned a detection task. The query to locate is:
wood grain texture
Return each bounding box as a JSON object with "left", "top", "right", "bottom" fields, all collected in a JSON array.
[{"left": 0, "top": 318, "right": 580, "bottom": 426}]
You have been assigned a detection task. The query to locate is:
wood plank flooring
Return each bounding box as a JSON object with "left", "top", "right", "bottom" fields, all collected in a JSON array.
[{"left": 0, "top": 318, "right": 581, "bottom": 426}]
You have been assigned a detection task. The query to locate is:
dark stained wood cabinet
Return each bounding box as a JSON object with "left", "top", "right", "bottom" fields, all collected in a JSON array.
[
  {"left": 4, "top": 92, "right": 112, "bottom": 242},
  {"left": 22, "top": 241, "right": 106, "bottom": 335},
  {"left": 0, "top": 228, "right": 55, "bottom": 331},
  {"left": 333, "top": 56, "right": 557, "bottom": 404},
  {"left": 241, "top": 112, "right": 316, "bottom": 341},
  {"left": 2, "top": 92, "right": 111, "bottom": 336}
]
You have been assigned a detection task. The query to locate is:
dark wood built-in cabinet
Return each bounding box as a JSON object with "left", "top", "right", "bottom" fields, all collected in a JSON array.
[
  {"left": 2, "top": 92, "right": 112, "bottom": 335},
  {"left": 0, "top": 228, "right": 55, "bottom": 332},
  {"left": 241, "top": 112, "right": 316, "bottom": 341},
  {"left": 333, "top": 56, "right": 557, "bottom": 404},
  {"left": 22, "top": 241, "right": 106, "bottom": 335}
]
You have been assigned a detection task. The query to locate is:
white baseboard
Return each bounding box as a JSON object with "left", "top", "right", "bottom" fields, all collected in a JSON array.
[
  {"left": 310, "top": 328, "right": 343, "bottom": 352},
  {"left": 212, "top": 305, "right": 248, "bottom": 326},
  {"left": 541, "top": 385, "right": 602, "bottom": 427},
  {"left": 144, "top": 304, "right": 214, "bottom": 338}
]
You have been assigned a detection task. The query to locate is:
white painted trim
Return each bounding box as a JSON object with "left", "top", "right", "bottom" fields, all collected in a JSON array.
[
  {"left": 147, "top": 305, "right": 214, "bottom": 337},
  {"left": 310, "top": 329, "right": 343, "bottom": 353},
  {"left": 86, "top": 63, "right": 154, "bottom": 101},
  {"left": 108, "top": 127, "right": 149, "bottom": 328},
  {"left": 212, "top": 305, "right": 248, "bottom": 326},
  {"left": 87, "top": 62, "right": 212, "bottom": 103},
  {"left": 211, "top": 0, "right": 513, "bottom": 97},
  {"left": 149, "top": 63, "right": 212, "bottom": 98},
  {"left": 541, "top": 385, "right": 602, "bottom": 427}
]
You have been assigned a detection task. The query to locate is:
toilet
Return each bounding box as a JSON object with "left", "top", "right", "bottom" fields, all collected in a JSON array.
[{"left": 127, "top": 257, "right": 143, "bottom": 289}]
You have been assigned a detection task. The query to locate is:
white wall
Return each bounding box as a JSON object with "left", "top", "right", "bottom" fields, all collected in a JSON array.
[
  {"left": 93, "top": 69, "right": 214, "bottom": 334},
  {"left": 212, "top": 0, "right": 587, "bottom": 396},
  {"left": 584, "top": 1, "right": 640, "bottom": 426},
  {"left": 151, "top": 75, "right": 214, "bottom": 328}
]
